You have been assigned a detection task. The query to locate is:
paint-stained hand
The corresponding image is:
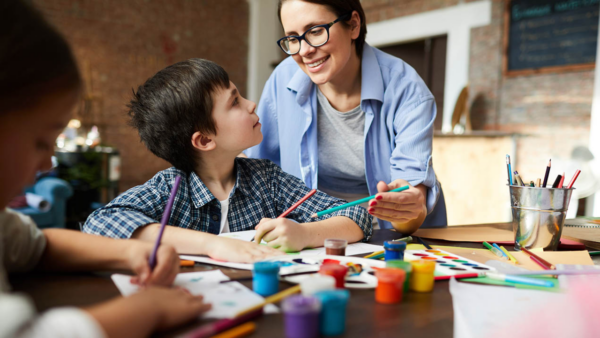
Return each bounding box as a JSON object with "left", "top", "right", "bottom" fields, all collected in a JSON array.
[
  {"left": 254, "top": 218, "right": 310, "bottom": 253},
  {"left": 206, "top": 236, "right": 282, "bottom": 263},
  {"left": 128, "top": 241, "right": 180, "bottom": 287},
  {"left": 368, "top": 179, "right": 427, "bottom": 233}
]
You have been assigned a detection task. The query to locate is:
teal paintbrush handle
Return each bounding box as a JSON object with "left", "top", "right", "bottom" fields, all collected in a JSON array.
[{"left": 315, "top": 185, "right": 409, "bottom": 218}]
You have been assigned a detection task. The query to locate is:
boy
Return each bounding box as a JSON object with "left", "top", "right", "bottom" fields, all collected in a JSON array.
[
  {"left": 0, "top": 1, "right": 209, "bottom": 337},
  {"left": 84, "top": 59, "right": 372, "bottom": 260}
]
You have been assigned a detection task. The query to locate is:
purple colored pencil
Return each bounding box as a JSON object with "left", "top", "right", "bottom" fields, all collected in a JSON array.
[
  {"left": 185, "top": 309, "right": 263, "bottom": 338},
  {"left": 149, "top": 176, "right": 182, "bottom": 270}
]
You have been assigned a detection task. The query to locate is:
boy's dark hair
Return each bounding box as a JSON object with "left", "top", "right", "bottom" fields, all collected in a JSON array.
[
  {"left": 277, "top": 0, "right": 367, "bottom": 58},
  {"left": 0, "top": 0, "right": 81, "bottom": 114},
  {"left": 128, "top": 58, "right": 230, "bottom": 173}
]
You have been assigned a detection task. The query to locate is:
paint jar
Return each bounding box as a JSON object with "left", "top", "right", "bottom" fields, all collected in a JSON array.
[
  {"left": 386, "top": 260, "right": 412, "bottom": 294},
  {"left": 253, "top": 261, "right": 280, "bottom": 297},
  {"left": 324, "top": 239, "right": 347, "bottom": 256},
  {"left": 322, "top": 258, "right": 340, "bottom": 265},
  {"left": 319, "top": 263, "right": 348, "bottom": 288},
  {"left": 314, "top": 290, "right": 350, "bottom": 336},
  {"left": 282, "top": 295, "right": 321, "bottom": 338},
  {"left": 300, "top": 275, "right": 336, "bottom": 296},
  {"left": 383, "top": 241, "right": 407, "bottom": 261},
  {"left": 410, "top": 259, "right": 436, "bottom": 293},
  {"left": 375, "top": 268, "right": 406, "bottom": 304}
]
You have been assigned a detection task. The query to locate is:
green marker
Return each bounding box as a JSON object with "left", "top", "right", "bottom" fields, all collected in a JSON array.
[
  {"left": 311, "top": 185, "right": 410, "bottom": 218},
  {"left": 483, "top": 241, "right": 505, "bottom": 258},
  {"left": 589, "top": 251, "right": 600, "bottom": 256}
]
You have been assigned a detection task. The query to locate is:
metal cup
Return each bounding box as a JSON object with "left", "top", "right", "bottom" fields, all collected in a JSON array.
[{"left": 509, "top": 185, "right": 574, "bottom": 251}]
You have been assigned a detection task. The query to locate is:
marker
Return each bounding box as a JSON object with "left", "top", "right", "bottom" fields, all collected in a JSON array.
[
  {"left": 551, "top": 174, "right": 562, "bottom": 188},
  {"left": 311, "top": 185, "right": 409, "bottom": 218},
  {"left": 149, "top": 176, "right": 181, "bottom": 270},
  {"left": 499, "top": 246, "right": 519, "bottom": 264},
  {"left": 483, "top": 241, "right": 505, "bottom": 258},
  {"left": 513, "top": 171, "right": 525, "bottom": 186},
  {"left": 486, "top": 272, "right": 554, "bottom": 288},
  {"left": 542, "top": 159, "right": 551, "bottom": 188},
  {"left": 492, "top": 243, "right": 509, "bottom": 259},
  {"left": 557, "top": 173, "right": 565, "bottom": 188}
]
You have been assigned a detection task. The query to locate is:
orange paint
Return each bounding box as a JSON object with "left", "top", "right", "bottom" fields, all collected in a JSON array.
[{"left": 375, "top": 268, "right": 406, "bottom": 304}]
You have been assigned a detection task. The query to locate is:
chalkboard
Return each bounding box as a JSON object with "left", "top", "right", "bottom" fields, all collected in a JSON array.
[{"left": 503, "top": 0, "right": 599, "bottom": 76}]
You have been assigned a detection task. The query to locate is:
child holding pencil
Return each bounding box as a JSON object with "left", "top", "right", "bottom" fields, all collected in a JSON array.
[
  {"left": 0, "top": 1, "right": 210, "bottom": 337},
  {"left": 83, "top": 59, "right": 372, "bottom": 258}
]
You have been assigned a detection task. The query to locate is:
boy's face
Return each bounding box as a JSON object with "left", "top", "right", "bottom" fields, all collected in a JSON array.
[
  {"left": 0, "top": 89, "right": 77, "bottom": 209},
  {"left": 209, "top": 82, "right": 263, "bottom": 154}
]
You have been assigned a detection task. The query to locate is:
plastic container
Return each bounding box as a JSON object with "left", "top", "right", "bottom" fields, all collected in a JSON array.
[
  {"left": 324, "top": 239, "right": 348, "bottom": 256},
  {"left": 318, "top": 263, "right": 348, "bottom": 288},
  {"left": 282, "top": 295, "right": 321, "bottom": 338},
  {"left": 300, "top": 275, "right": 336, "bottom": 296},
  {"left": 313, "top": 290, "right": 350, "bottom": 336},
  {"left": 383, "top": 241, "right": 407, "bottom": 261},
  {"left": 253, "top": 261, "right": 280, "bottom": 297},
  {"left": 386, "top": 260, "right": 412, "bottom": 294},
  {"left": 410, "top": 260, "right": 435, "bottom": 293},
  {"left": 375, "top": 268, "right": 406, "bottom": 304}
]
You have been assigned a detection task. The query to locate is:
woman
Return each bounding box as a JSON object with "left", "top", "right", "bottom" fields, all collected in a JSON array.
[{"left": 246, "top": 0, "right": 447, "bottom": 233}]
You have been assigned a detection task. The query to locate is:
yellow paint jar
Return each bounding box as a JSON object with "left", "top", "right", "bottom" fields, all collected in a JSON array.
[{"left": 409, "top": 259, "right": 435, "bottom": 292}]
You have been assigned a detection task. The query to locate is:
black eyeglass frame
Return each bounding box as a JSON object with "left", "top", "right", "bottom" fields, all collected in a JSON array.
[{"left": 276, "top": 12, "right": 352, "bottom": 55}]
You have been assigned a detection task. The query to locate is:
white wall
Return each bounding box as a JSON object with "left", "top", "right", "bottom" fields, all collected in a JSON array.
[
  {"left": 366, "top": 0, "right": 492, "bottom": 132},
  {"left": 589, "top": 15, "right": 600, "bottom": 216}
]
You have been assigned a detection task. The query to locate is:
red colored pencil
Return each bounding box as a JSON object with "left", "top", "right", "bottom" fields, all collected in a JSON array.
[
  {"left": 557, "top": 172, "right": 565, "bottom": 188},
  {"left": 278, "top": 189, "right": 317, "bottom": 218},
  {"left": 566, "top": 170, "right": 581, "bottom": 189},
  {"left": 435, "top": 273, "right": 483, "bottom": 281},
  {"left": 521, "top": 247, "right": 555, "bottom": 270}
]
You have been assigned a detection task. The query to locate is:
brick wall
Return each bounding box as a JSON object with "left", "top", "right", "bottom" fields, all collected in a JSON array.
[
  {"left": 363, "top": 0, "right": 593, "bottom": 184},
  {"left": 33, "top": 0, "right": 249, "bottom": 190}
]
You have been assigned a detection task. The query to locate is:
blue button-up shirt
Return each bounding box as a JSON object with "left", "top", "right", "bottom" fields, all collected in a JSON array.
[
  {"left": 83, "top": 158, "right": 372, "bottom": 240},
  {"left": 245, "top": 43, "right": 442, "bottom": 230}
]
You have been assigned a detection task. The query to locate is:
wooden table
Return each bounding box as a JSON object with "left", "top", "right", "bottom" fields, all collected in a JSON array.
[{"left": 10, "top": 223, "right": 599, "bottom": 337}]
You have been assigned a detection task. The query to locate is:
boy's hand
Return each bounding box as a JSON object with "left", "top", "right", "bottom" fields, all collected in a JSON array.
[
  {"left": 205, "top": 236, "right": 282, "bottom": 263},
  {"left": 127, "top": 242, "right": 180, "bottom": 287},
  {"left": 254, "top": 218, "right": 310, "bottom": 252},
  {"left": 134, "top": 287, "right": 211, "bottom": 330}
]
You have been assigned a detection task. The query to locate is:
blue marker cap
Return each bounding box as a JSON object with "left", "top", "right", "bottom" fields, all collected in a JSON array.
[
  {"left": 384, "top": 241, "right": 407, "bottom": 250},
  {"left": 253, "top": 261, "right": 280, "bottom": 274}
]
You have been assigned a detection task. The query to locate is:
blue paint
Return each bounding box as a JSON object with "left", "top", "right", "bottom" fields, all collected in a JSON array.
[
  {"left": 314, "top": 290, "right": 350, "bottom": 336},
  {"left": 383, "top": 241, "right": 406, "bottom": 261},
  {"left": 253, "top": 262, "right": 280, "bottom": 297}
]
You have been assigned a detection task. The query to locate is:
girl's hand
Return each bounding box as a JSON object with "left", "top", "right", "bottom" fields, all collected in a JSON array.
[
  {"left": 205, "top": 236, "right": 283, "bottom": 263},
  {"left": 135, "top": 287, "right": 211, "bottom": 330},
  {"left": 127, "top": 241, "right": 180, "bottom": 287},
  {"left": 368, "top": 180, "right": 427, "bottom": 233},
  {"left": 254, "top": 218, "right": 310, "bottom": 253}
]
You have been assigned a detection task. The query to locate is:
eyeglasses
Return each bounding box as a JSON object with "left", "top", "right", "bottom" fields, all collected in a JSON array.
[{"left": 277, "top": 13, "right": 352, "bottom": 55}]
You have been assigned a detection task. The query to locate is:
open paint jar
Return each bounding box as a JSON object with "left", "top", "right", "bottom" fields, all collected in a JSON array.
[
  {"left": 375, "top": 268, "right": 406, "bottom": 304},
  {"left": 282, "top": 295, "right": 321, "bottom": 338},
  {"left": 383, "top": 241, "right": 407, "bottom": 261},
  {"left": 324, "top": 239, "right": 348, "bottom": 256},
  {"left": 319, "top": 263, "right": 348, "bottom": 288}
]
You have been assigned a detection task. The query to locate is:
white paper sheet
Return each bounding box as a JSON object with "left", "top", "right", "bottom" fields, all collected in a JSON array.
[{"left": 111, "top": 270, "right": 276, "bottom": 318}]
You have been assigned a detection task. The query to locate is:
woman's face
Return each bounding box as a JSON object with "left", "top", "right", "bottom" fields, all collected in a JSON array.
[{"left": 280, "top": 1, "right": 361, "bottom": 85}]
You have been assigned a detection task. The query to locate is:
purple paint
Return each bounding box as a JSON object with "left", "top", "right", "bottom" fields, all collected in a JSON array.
[{"left": 282, "top": 295, "right": 321, "bottom": 338}]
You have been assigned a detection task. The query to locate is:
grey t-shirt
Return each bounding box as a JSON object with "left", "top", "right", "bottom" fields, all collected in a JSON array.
[{"left": 316, "top": 88, "right": 369, "bottom": 195}]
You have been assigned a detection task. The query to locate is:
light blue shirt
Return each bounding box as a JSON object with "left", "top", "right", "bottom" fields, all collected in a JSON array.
[{"left": 246, "top": 43, "right": 443, "bottom": 230}]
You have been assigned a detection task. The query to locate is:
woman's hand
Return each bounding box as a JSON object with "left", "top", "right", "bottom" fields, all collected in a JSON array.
[
  {"left": 368, "top": 179, "right": 427, "bottom": 234},
  {"left": 127, "top": 241, "right": 180, "bottom": 287},
  {"left": 205, "top": 236, "right": 283, "bottom": 263},
  {"left": 254, "top": 218, "right": 310, "bottom": 253}
]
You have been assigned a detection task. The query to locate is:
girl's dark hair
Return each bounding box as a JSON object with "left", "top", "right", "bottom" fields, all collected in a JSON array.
[
  {"left": 278, "top": 0, "right": 367, "bottom": 58},
  {"left": 0, "top": 0, "right": 81, "bottom": 114},
  {"left": 128, "top": 59, "right": 229, "bottom": 173}
]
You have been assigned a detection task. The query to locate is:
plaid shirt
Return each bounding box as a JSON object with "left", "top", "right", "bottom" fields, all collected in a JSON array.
[{"left": 83, "top": 158, "right": 372, "bottom": 241}]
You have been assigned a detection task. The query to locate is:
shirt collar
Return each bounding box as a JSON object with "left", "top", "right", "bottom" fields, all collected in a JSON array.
[
  {"left": 286, "top": 43, "right": 384, "bottom": 104},
  {"left": 188, "top": 159, "right": 252, "bottom": 209}
]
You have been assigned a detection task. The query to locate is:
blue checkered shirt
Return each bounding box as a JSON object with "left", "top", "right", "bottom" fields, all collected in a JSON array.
[{"left": 83, "top": 158, "right": 372, "bottom": 241}]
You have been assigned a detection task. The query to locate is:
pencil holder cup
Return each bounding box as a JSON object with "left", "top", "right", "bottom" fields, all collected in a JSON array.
[{"left": 508, "top": 185, "right": 574, "bottom": 251}]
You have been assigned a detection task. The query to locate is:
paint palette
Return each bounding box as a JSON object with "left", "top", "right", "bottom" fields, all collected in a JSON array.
[
  {"left": 404, "top": 249, "right": 496, "bottom": 276},
  {"left": 265, "top": 254, "right": 386, "bottom": 289}
]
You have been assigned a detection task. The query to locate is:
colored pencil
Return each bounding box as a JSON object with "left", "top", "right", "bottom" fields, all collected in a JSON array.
[
  {"left": 513, "top": 171, "right": 524, "bottom": 186},
  {"left": 535, "top": 178, "right": 541, "bottom": 187},
  {"left": 557, "top": 173, "right": 565, "bottom": 188},
  {"left": 551, "top": 174, "right": 562, "bottom": 188},
  {"left": 186, "top": 310, "right": 262, "bottom": 338},
  {"left": 521, "top": 247, "right": 555, "bottom": 270},
  {"left": 506, "top": 155, "right": 513, "bottom": 185},
  {"left": 149, "top": 176, "right": 181, "bottom": 270},
  {"left": 393, "top": 236, "right": 413, "bottom": 243},
  {"left": 251, "top": 189, "right": 317, "bottom": 241},
  {"left": 311, "top": 185, "right": 409, "bottom": 218},
  {"left": 492, "top": 243, "right": 509, "bottom": 259},
  {"left": 589, "top": 251, "right": 600, "bottom": 256},
  {"left": 499, "top": 246, "right": 519, "bottom": 264},
  {"left": 180, "top": 260, "right": 195, "bottom": 267},
  {"left": 235, "top": 285, "right": 301, "bottom": 318},
  {"left": 415, "top": 236, "right": 433, "bottom": 250},
  {"left": 566, "top": 170, "right": 581, "bottom": 189},
  {"left": 363, "top": 250, "right": 385, "bottom": 258},
  {"left": 211, "top": 322, "right": 256, "bottom": 338},
  {"left": 435, "top": 273, "right": 483, "bottom": 281},
  {"left": 220, "top": 270, "right": 320, "bottom": 283},
  {"left": 542, "top": 159, "right": 551, "bottom": 187},
  {"left": 510, "top": 269, "right": 600, "bottom": 276}
]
